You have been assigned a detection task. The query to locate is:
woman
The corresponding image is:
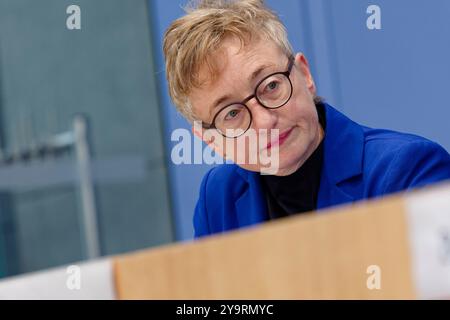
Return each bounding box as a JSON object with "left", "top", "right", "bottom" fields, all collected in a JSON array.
[{"left": 163, "top": 0, "right": 450, "bottom": 237}]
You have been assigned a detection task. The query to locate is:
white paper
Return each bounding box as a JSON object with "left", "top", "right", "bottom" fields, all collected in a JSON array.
[
  {"left": 405, "top": 183, "right": 450, "bottom": 299},
  {"left": 0, "top": 258, "right": 115, "bottom": 300}
]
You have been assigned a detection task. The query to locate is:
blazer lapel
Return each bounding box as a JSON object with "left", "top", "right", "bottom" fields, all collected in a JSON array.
[
  {"left": 234, "top": 167, "right": 269, "bottom": 227},
  {"left": 317, "top": 104, "right": 365, "bottom": 209}
]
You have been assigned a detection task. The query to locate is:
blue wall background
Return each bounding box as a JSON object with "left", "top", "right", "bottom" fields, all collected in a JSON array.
[{"left": 149, "top": 0, "right": 450, "bottom": 241}]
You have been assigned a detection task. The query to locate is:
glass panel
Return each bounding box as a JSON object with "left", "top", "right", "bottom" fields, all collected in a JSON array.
[{"left": 0, "top": 0, "right": 173, "bottom": 278}]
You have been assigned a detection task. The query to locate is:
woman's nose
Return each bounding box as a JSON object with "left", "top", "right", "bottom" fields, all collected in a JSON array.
[{"left": 248, "top": 99, "right": 278, "bottom": 130}]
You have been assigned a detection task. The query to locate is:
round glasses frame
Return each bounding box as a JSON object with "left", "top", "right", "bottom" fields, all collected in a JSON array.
[{"left": 202, "top": 56, "right": 295, "bottom": 138}]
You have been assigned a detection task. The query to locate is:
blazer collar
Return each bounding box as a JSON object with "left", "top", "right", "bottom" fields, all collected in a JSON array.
[{"left": 322, "top": 103, "right": 364, "bottom": 185}]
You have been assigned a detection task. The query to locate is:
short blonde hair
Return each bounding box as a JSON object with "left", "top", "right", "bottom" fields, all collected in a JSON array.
[{"left": 163, "top": 0, "right": 294, "bottom": 121}]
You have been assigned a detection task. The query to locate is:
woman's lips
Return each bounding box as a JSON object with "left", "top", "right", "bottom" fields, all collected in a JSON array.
[{"left": 266, "top": 127, "right": 294, "bottom": 150}]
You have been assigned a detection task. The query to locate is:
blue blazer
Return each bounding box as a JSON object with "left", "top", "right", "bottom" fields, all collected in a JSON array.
[{"left": 194, "top": 104, "right": 450, "bottom": 238}]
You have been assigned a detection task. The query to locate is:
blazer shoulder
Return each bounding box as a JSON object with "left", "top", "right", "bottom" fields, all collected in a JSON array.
[
  {"left": 197, "top": 163, "right": 250, "bottom": 209},
  {"left": 361, "top": 127, "right": 450, "bottom": 192},
  {"left": 194, "top": 164, "right": 250, "bottom": 238},
  {"left": 201, "top": 164, "right": 247, "bottom": 191},
  {"left": 363, "top": 126, "right": 433, "bottom": 145},
  {"left": 361, "top": 126, "right": 447, "bottom": 157}
]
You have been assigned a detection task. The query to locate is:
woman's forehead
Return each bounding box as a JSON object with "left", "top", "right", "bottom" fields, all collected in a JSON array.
[
  {"left": 189, "top": 37, "right": 289, "bottom": 117},
  {"left": 199, "top": 38, "right": 284, "bottom": 87}
]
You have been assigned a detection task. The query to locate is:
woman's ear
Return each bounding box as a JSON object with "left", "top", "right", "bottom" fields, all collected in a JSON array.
[
  {"left": 192, "top": 124, "right": 214, "bottom": 146},
  {"left": 295, "top": 52, "right": 317, "bottom": 96},
  {"left": 199, "top": 127, "right": 230, "bottom": 160},
  {"left": 192, "top": 124, "right": 203, "bottom": 141},
  {"left": 192, "top": 124, "right": 225, "bottom": 158}
]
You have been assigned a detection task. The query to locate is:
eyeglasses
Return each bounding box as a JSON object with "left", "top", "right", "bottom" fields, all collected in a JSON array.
[{"left": 202, "top": 56, "right": 295, "bottom": 138}]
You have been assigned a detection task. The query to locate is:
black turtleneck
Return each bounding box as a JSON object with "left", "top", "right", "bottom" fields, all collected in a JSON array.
[{"left": 261, "top": 103, "right": 326, "bottom": 219}]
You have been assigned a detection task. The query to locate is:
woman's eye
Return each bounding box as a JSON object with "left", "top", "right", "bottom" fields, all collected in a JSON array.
[
  {"left": 266, "top": 81, "right": 279, "bottom": 91},
  {"left": 225, "top": 109, "right": 240, "bottom": 120}
]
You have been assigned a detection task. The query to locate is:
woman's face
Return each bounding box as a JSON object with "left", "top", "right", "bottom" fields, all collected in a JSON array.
[{"left": 189, "top": 37, "right": 324, "bottom": 176}]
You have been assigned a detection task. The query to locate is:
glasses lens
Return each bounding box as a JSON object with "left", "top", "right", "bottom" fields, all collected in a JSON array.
[
  {"left": 215, "top": 104, "right": 251, "bottom": 138},
  {"left": 256, "top": 73, "right": 292, "bottom": 108}
]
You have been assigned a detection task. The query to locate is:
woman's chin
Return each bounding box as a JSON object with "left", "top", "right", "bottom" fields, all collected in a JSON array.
[
  {"left": 273, "top": 154, "right": 306, "bottom": 176},
  {"left": 234, "top": 149, "right": 307, "bottom": 176}
]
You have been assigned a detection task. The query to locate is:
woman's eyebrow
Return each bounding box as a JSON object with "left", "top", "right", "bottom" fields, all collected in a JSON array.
[
  {"left": 209, "top": 94, "right": 231, "bottom": 118},
  {"left": 208, "top": 63, "right": 275, "bottom": 118},
  {"left": 249, "top": 63, "right": 275, "bottom": 82}
]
